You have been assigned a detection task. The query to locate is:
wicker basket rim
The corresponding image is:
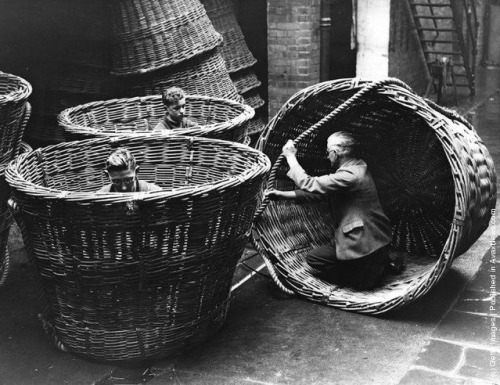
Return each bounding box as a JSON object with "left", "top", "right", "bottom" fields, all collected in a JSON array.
[
  {"left": 5, "top": 135, "right": 271, "bottom": 202},
  {"left": 112, "top": 2, "right": 208, "bottom": 41},
  {"left": 57, "top": 94, "right": 255, "bottom": 135},
  {"left": 0, "top": 72, "right": 32, "bottom": 104}
]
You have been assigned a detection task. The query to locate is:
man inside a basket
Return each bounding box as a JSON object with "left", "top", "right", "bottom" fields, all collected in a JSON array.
[
  {"left": 267, "top": 131, "right": 402, "bottom": 290},
  {"left": 154, "top": 86, "right": 197, "bottom": 131},
  {"left": 97, "top": 148, "right": 162, "bottom": 193}
]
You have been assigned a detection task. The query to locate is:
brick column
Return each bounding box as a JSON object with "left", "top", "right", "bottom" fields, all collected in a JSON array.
[{"left": 267, "top": 0, "right": 321, "bottom": 118}]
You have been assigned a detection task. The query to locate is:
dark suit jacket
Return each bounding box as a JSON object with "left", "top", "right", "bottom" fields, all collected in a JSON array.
[{"left": 287, "top": 158, "right": 392, "bottom": 261}]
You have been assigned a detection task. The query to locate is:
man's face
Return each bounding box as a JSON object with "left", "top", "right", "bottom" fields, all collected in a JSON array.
[
  {"left": 107, "top": 167, "right": 138, "bottom": 192},
  {"left": 165, "top": 98, "right": 186, "bottom": 123}
]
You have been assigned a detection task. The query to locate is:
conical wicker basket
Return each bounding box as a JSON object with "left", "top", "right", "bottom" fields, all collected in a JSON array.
[
  {"left": 111, "top": 0, "right": 222, "bottom": 76},
  {"left": 0, "top": 72, "right": 32, "bottom": 163},
  {"left": 122, "top": 48, "right": 241, "bottom": 102},
  {"left": 58, "top": 94, "right": 254, "bottom": 143},
  {"left": 6, "top": 135, "right": 270, "bottom": 362},
  {"left": 253, "top": 78, "right": 496, "bottom": 314},
  {"left": 201, "top": 0, "right": 257, "bottom": 73}
]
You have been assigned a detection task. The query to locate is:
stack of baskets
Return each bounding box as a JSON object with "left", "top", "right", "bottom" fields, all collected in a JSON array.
[
  {"left": 23, "top": 0, "right": 114, "bottom": 147},
  {"left": 0, "top": 72, "right": 32, "bottom": 288},
  {"left": 201, "top": 0, "right": 266, "bottom": 140},
  {"left": 5, "top": 135, "right": 270, "bottom": 361},
  {"left": 253, "top": 78, "right": 496, "bottom": 314},
  {"left": 112, "top": 0, "right": 241, "bottom": 103}
]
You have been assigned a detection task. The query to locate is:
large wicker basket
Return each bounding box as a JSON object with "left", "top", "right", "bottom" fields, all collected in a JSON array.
[
  {"left": 58, "top": 95, "right": 254, "bottom": 143},
  {"left": 111, "top": 0, "right": 222, "bottom": 76},
  {"left": 253, "top": 78, "right": 496, "bottom": 314},
  {"left": 0, "top": 72, "right": 32, "bottom": 163},
  {"left": 122, "top": 48, "right": 242, "bottom": 102},
  {"left": 6, "top": 135, "right": 270, "bottom": 362},
  {"left": 201, "top": 0, "right": 257, "bottom": 73}
]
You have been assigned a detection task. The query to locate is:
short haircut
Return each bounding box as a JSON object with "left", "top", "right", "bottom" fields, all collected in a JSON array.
[
  {"left": 161, "top": 86, "right": 186, "bottom": 106},
  {"left": 105, "top": 148, "right": 137, "bottom": 172},
  {"left": 327, "top": 131, "right": 357, "bottom": 157}
]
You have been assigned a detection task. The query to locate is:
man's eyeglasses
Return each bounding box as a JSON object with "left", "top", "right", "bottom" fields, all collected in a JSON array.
[{"left": 111, "top": 177, "right": 135, "bottom": 186}]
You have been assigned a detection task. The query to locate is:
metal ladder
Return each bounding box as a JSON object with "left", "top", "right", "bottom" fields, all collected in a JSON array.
[{"left": 407, "top": 0, "right": 479, "bottom": 99}]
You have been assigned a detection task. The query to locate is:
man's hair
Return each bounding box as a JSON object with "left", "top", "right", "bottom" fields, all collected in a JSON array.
[
  {"left": 161, "top": 86, "right": 186, "bottom": 106},
  {"left": 327, "top": 131, "right": 357, "bottom": 157},
  {"left": 105, "top": 148, "right": 137, "bottom": 172}
]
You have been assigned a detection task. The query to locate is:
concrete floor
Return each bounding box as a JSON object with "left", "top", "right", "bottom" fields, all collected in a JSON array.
[{"left": 1, "top": 67, "right": 499, "bottom": 385}]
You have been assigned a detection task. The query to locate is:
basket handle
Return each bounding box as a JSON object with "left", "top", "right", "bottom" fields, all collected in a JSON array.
[{"left": 253, "top": 77, "right": 413, "bottom": 221}]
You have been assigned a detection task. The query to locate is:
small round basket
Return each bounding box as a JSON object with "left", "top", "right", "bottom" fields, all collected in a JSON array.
[
  {"left": 111, "top": 0, "right": 222, "bottom": 76},
  {"left": 122, "top": 49, "right": 242, "bottom": 102},
  {"left": 5, "top": 135, "right": 270, "bottom": 362},
  {"left": 0, "top": 72, "right": 32, "bottom": 163},
  {"left": 253, "top": 78, "right": 496, "bottom": 314},
  {"left": 58, "top": 95, "right": 254, "bottom": 144}
]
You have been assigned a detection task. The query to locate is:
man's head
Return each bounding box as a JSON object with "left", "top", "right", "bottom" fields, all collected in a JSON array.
[
  {"left": 326, "top": 131, "right": 357, "bottom": 169},
  {"left": 161, "top": 86, "right": 187, "bottom": 124},
  {"left": 104, "top": 148, "right": 139, "bottom": 192}
]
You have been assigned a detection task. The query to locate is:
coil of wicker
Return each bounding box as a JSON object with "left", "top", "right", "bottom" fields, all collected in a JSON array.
[
  {"left": 5, "top": 135, "right": 270, "bottom": 362},
  {"left": 201, "top": 0, "right": 257, "bottom": 73},
  {"left": 111, "top": 0, "right": 222, "bottom": 76},
  {"left": 0, "top": 72, "right": 32, "bottom": 164},
  {"left": 122, "top": 48, "right": 242, "bottom": 102},
  {"left": 58, "top": 94, "right": 254, "bottom": 144},
  {"left": 253, "top": 78, "right": 496, "bottom": 314}
]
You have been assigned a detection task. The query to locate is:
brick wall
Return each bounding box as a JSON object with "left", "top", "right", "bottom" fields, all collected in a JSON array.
[
  {"left": 388, "top": 0, "right": 429, "bottom": 93},
  {"left": 267, "top": 0, "right": 321, "bottom": 118}
]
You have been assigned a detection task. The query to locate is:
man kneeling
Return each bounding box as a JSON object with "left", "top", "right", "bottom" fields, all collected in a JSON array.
[
  {"left": 267, "top": 132, "right": 392, "bottom": 290},
  {"left": 97, "top": 148, "right": 162, "bottom": 193}
]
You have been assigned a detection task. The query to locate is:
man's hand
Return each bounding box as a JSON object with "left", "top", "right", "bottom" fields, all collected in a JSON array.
[
  {"left": 282, "top": 139, "right": 297, "bottom": 158},
  {"left": 265, "top": 189, "right": 297, "bottom": 201}
]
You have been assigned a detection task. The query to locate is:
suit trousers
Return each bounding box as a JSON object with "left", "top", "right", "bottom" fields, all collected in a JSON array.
[{"left": 306, "top": 244, "right": 389, "bottom": 290}]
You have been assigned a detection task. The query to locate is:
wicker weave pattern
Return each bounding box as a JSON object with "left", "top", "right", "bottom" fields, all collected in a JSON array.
[
  {"left": 6, "top": 135, "right": 270, "bottom": 361},
  {"left": 58, "top": 95, "right": 254, "bottom": 143},
  {"left": 112, "top": 0, "right": 222, "bottom": 75},
  {"left": 124, "top": 49, "right": 242, "bottom": 102},
  {"left": 246, "top": 114, "right": 266, "bottom": 136},
  {"left": 202, "top": 0, "right": 258, "bottom": 73},
  {"left": 243, "top": 90, "right": 265, "bottom": 110},
  {"left": 253, "top": 78, "right": 496, "bottom": 314},
  {"left": 0, "top": 208, "right": 12, "bottom": 288},
  {"left": 0, "top": 73, "right": 32, "bottom": 164},
  {"left": 230, "top": 68, "right": 262, "bottom": 95}
]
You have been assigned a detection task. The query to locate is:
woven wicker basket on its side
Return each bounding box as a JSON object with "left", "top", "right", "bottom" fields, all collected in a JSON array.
[
  {"left": 253, "top": 78, "right": 496, "bottom": 314},
  {"left": 6, "top": 135, "right": 270, "bottom": 362},
  {"left": 111, "top": 0, "right": 222, "bottom": 75},
  {"left": 123, "top": 48, "right": 241, "bottom": 102},
  {"left": 58, "top": 95, "right": 254, "bottom": 143},
  {"left": 0, "top": 72, "right": 32, "bottom": 164}
]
